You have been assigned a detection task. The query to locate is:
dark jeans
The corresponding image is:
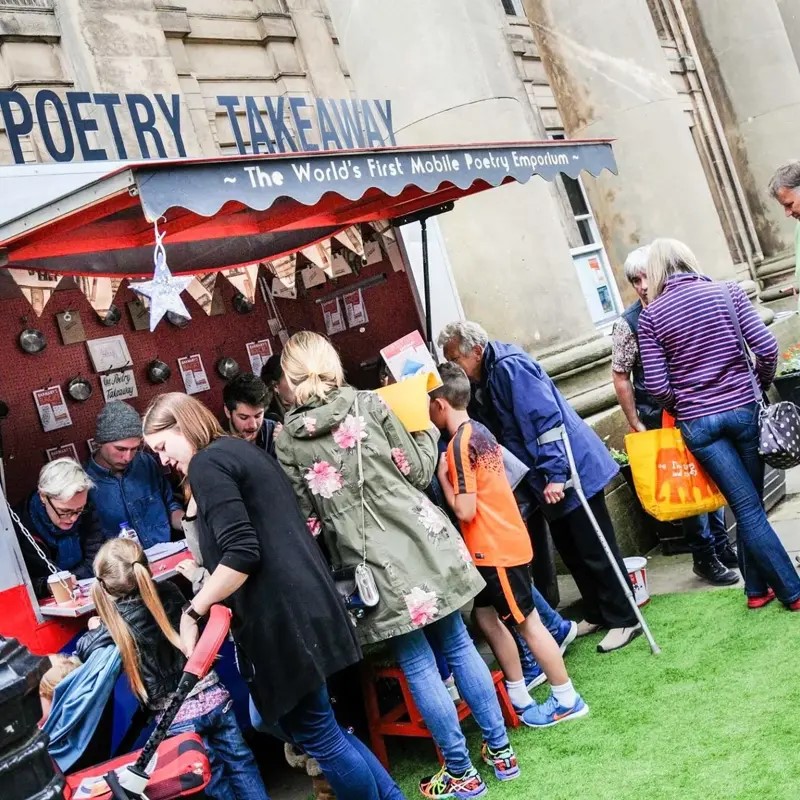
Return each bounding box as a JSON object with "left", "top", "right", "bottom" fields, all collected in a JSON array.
[
  {"left": 548, "top": 491, "right": 638, "bottom": 628},
  {"left": 683, "top": 508, "right": 729, "bottom": 560},
  {"left": 168, "top": 699, "right": 269, "bottom": 800},
  {"left": 678, "top": 403, "right": 800, "bottom": 604},
  {"left": 278, "top": 685, "right": 404, "bottom": 800}
]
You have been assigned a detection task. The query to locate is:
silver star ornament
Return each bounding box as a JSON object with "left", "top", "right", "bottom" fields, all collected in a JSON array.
[{"left": 130, "top": 234, "right": 192, "bottom": 332}]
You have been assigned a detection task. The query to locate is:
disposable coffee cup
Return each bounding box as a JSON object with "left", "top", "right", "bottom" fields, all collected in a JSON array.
[{"left": 48, "top": 571, "right": 77, "bottom": 605}]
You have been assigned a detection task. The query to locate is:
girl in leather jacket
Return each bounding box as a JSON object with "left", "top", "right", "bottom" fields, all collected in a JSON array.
[{"left": 76, "top": 538, "right": 268, "bottom": 800}]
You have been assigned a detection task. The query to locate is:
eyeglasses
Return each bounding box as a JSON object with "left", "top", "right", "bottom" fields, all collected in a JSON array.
[{"left": 46, "top": 496, "right": 85, "bottom": 520}]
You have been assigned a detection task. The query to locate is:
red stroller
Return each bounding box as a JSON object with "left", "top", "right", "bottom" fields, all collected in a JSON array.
[{"left": 63, "top": 604, "right": 232, "bottom": 800}]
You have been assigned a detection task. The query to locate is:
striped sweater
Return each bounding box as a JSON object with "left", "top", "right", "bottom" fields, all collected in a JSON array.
[{"left": 637, "top": 273, "right": 778, "bottom": 421}]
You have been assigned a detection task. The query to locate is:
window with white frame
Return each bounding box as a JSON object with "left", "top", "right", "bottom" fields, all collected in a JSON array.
[
  {"left": 500, "top": 0, "right": 525, "bottom": 16},
  {"left": 551, "top": 133, "right": 624, "bottom": 326}
]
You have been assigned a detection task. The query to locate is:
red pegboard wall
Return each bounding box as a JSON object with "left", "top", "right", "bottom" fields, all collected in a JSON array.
[{"left": 0, "top": 257, "right": 422, "bottom": 505}]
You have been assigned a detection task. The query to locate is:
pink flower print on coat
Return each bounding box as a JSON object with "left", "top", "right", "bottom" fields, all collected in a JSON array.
[
  {"left": 306, "top": 516, "right": 322, "bottom": 537},
  {"left": 333, "top": 414, "right": 367, "bottom": 450},
  {"left": 302, "top": 416, "right": 317, "bottom": 434},
  {"left": 304, "top": 461, "right": 344, "bottom": 499},
  {"left": 391, "top": 447, "right": 411, "bottom": 476},
  {"left": 404, "top": 587, "right": 439, "bottom": 627}
]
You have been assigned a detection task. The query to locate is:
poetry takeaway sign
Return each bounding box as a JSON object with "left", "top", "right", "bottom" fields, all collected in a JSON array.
[{"left": 0, "top": 91, "right": 396, "bottom": 164}]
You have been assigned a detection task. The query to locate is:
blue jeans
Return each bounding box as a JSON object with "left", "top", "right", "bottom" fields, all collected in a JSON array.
[
  {"left": 278, "top": 684, "right": 403, "bottom": 800},
  {"left": 391, "top": 611, "right": 508, "bottom": 775},
  {"left": 683, "top": 507, "right": 729, "bottom": 559},
  {"left": 679, "top": 403, "right": 800, "bottom": 603},
  {"left": 168, "top": 698, "right": 269, "bottom": 800},
  {"left": 514, "top": 584, "right": 562, "bottom": 670}
]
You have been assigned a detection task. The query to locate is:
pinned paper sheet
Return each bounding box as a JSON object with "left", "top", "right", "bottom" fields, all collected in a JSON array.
[
  {"left": 334, "top": 226, "right": 364, "bottom": 257},
  {"left": 187, "top": 273, "right": 219, "bottom": 315},
  {"left": 330, "top": 254, "right": 353, "bottom": 278},
  {"left": 8, "top": 269, "right": 63, "bottom": 316},
  {"left": 376, "top": 372, "right": 435, "bottom": 433},
  {"left": 77, "top": 277, "right": 122, "bottom": 321},
  {"left": 222, "top": 263, "right": 260, "bottom": 303},
  {"left": 381, "top": 331, "right": 442, "bottom": 389},
  {"left": 271, "top": 278, "right": 297, "bottom": 300}
]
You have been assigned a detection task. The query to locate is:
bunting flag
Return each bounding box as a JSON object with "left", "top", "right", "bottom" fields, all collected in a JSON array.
[
  {"left": 187, "top": 273, "right": 219, "bottom": 316},
  {"left": 334, "top": 225, "right": 364, "bottom": 257},
  {"left": 77, "top": 276, "right": 122, "bottom": 321},
  {"left": 221, "top": 263, "right": 260, "bottom": 303},
  {"left": 7, "top": 269, "right": 63, "bottom": 316},
  {"left": 268, "top": 254, "right": 298, "bottom": 300},
  {"left": 302, "top": 240, "right": 333, "bottom": 276}
]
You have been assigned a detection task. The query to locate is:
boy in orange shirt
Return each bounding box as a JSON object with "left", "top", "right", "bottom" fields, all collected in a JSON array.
[{"left": 430, "top": 363, "right": 588, "bottom": 729}]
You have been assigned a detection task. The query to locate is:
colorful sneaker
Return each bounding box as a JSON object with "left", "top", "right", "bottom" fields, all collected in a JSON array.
[
  {"left": 520, "top": 692, "right": 589, "bottom": 728},
  {"left": 554, "top": 619, "right": 578, "bottom": 654},
  {"left": 481, "top": 742, "right": 521, "bottom": 781},
  {"left": 523, "top": 660, "right": 547, "bottom": 690},
  {"left": 419, "top": 766, "right": 487, "bottom": 799}
]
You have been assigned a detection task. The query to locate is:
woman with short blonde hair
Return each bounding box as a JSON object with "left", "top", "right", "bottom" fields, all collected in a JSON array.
[
  {"left": 277, "top": 331, "right": 519, "bottom": 798},
  {"left": 142, "top": 391, "right": 400, "bottom": 800},
  {"left": 639, "top": 238, "right": 800, "bottom": 610}
]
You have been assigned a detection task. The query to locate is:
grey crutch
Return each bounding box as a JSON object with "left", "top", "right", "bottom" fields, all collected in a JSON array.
[{"left": 538, "top": 425, "right": 661, "bottom": 655}]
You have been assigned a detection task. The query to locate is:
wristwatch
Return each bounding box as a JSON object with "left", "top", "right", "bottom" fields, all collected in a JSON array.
[{"left": 182, "top": 602, "right": 205, "bottom": 623}]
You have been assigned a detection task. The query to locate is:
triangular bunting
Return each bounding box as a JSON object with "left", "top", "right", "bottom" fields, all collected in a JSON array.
[
  {"left": 333, "top": 226, "right": 364, "bottom": 257},
  {"left": 77, "top": 276, "right": 122, "bottom": 321},
  {"left": 187, "top": 273, "right": 219, "bottom": 316},
  {"left": 369, "top": 219, "right": 396, "bottom": 245},
  {"left": 302, "top": 240, "right": 333, "bottom": 276},
  {"left": 268, "top": 254, "right": 297, "bottom": 289},
  {"left": 7, "top": 269, "right": 63, "bottom": 316},
  {"left": 222, "top": 263, "right": 260, "bottom": 303}
]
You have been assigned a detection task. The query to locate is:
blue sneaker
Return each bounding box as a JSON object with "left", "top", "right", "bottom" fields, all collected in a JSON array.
[
  {"left": 523, "top": 661, "right": 547, "bottom": 690},
  {"left": 520, "top": 692, "right": 589, "bottom": 728},
  {"left": 554, "top": 620, "right": 578, "bottom": 654}
]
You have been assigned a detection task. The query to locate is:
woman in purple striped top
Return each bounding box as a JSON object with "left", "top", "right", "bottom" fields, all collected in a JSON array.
[{"left": 638, "top": 238, "right": 800, "bottom": 611}]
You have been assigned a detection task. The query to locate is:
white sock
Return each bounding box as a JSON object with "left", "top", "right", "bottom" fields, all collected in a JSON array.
[
  {"left": 505, "top": 678, "right": 533, "bottom": 709},
  {"left": 551, "top": 679, "right": 578, "bottom": 708}
]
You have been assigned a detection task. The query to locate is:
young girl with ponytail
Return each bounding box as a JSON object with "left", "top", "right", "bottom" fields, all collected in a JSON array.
[{"left": 76, "top": 538, "right": 268, "bottom": 800}]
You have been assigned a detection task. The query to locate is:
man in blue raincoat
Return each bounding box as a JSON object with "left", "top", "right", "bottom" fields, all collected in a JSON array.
[{"left": 438, "top": 320, "right": 641, "bottom": 653}]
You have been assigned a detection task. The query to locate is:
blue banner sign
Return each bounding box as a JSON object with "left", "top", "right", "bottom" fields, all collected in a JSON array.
[{"left": 0, "top": 91, "right": 395, "bottom": 164}]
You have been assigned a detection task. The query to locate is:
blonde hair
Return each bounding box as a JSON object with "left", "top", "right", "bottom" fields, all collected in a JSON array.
[
  {"left": 39, "top": 654, "right": 81, "bottom": 700},
  {"left": 143, "top": 392, "right": 224, "bottom": 451},
  {"left": 281, "top": 331, "right": 345, "bottom": 405},
  {"left": 646, "top": 238, "right": 703, "bottom": 301},
  {"left": 91, "top": 538, "right": 182, "bottom": 702}
]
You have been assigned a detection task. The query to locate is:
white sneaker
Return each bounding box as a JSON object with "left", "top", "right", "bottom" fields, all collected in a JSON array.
[
  {"left": 559, "top": 620, "right": 578, "bottom": 654},
  {"left": 596, "top": 625, "right": 642, "bottom": 653}
]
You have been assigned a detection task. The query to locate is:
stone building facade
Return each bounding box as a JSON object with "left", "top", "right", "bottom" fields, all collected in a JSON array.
[{"left": 1, "top": 0, "right": 799, "bottom": 550}]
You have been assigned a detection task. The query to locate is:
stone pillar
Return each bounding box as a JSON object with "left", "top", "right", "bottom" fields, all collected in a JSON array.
[
  {"left": 54, "top": 0, "right": 205, "bottom": 158},
  {"left": 524, "top": 0, "right": 735, "bottom": 285},
  {"left": 325, "top": 0, "right": 596, "bottom": 352},
  {"left": 684, "top": 0, "right": 800, "bottom": 256}
]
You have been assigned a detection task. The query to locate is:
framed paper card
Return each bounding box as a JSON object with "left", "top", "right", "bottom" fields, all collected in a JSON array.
[
  {"left": 246, "top": 340, "right": 273, "bottom": 375},
  {"left": 56, "top": 310, "right": 86, "bottom": 345},
  {"left": 86, "top": 335, "right": 132, "bottom": 372},
  {"left": 33, "top": 386, "right": 73, "bottom": 432},
  {"left": 343, "top": 289, "right": 369, "bottom": 327},
  {"left": 100, "top": 369, "right": 138, "bottom": 402},
  {"left": 321, "top": 298, "right": 346, "bottom": 336},
  {"left": 178, "top": 355, "right": 210, "bottom": 395},
  {"left": 46, "top": 443, "right": 79, "bottom": 462}
]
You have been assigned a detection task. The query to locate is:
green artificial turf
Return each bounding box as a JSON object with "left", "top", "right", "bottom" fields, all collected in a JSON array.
[{"left": 388, "top": 590, "right": 800, "bottom": 800}]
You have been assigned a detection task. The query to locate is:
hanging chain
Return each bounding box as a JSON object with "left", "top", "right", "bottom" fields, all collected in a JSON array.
[{"left": 6, "top": 501, "right": 75, "bottom": 598}]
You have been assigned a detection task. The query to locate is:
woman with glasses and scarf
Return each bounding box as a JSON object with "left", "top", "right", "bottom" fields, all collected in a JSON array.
[{"left": 12, "top": 458, "right": 106, "bottom": 598}]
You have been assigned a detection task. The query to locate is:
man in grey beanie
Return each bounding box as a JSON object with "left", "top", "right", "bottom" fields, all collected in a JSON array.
[{"left": 85, "top": 401, "right": 183, "bottom": 548}]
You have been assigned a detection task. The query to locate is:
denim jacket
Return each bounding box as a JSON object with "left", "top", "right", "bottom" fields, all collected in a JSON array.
[{"left": 85, "top": 452, "right": 182, "bottom": 549}]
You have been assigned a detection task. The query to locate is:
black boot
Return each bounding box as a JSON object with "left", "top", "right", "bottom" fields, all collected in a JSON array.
[
  {"left": 717, "top": 542, "right": 738, "bottom": 569},
  {"left": 693, "top": 555, "right": 739, "bottom": 586}
]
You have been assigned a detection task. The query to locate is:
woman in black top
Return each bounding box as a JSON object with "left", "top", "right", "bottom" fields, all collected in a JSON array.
[{"left": 143, "top": 392, "right": 403, "bottom": 800}]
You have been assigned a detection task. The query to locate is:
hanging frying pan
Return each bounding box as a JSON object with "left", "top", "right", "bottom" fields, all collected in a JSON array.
[
  {"left": 66, "top": 376, "right": 93, "bottom": 402},
  {"left": 217, "top": 357, "right": 240, "bottom": 380},
  {"left": 19, "top": 328, "right": 46, "bottom": 354},
  {"left": 147, "top": 359, "right": 172, "bottom": 384},
  {"left": 102, "top": 305, "right": 122, "bottom": 327}
]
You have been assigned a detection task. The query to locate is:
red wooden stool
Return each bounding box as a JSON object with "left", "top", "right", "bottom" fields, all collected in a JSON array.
[{"left": 361, "top": 662, "right": 519, "bottom": 770}]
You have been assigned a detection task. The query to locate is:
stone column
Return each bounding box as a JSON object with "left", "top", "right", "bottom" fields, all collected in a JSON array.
[
  {"left": 54, "top": 0, "right": 205, "bottom": 158},
  {"left": 325, "top": 0, "right": 596, "bottom": 352},
  {"left": 684, "top": 0, "right": 800, "bottom": 256},
  {"left": 524, "top": 0, "right": 735, "bottom": 284}
]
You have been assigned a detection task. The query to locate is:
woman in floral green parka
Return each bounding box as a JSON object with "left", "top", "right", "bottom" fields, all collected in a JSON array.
[{"left": 276, "top": 331, "right": 519, "bottom": 799}]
